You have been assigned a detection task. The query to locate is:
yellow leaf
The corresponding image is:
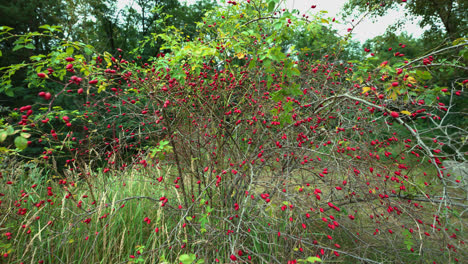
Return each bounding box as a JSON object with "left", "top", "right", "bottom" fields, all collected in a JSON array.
[
  {"left": 98, "top": 85, "right": 106, "bottom": 93},
  {"left": 407, "top": 76, "right": 417, "bottom": 84},
  {"left": 389, "top": 92, "right": 397, "bottom": 101},
  {"left": 362, "top": 87, "right": 371, "bottom": 93},
  {"left": 401, "top": 110, "right": 412, "bottom": 116},
  {"left": 98, "top": 82, "right": 107, "bottom": 93},
  {"left": 236, "top": 52, "right": 245, "bottom": 59}
]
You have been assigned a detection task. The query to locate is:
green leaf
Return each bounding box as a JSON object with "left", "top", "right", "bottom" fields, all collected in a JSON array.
[
  {"left": 268, "top": 1, "right": 276, "bottom": 12},
  {"left": 84, "top": 46, "right": 93, "bottom": 55},
  {"left": 199, "top": 216, "right": 208, "bottom": 225},
  {"left": 279, "top": 112, "right": 292, "bottom": 125},
  {"left": 12, "top": 45, "right": 24, "bottom": 51},
  {"left": 24, "top": 43, "right": 35, "bottom": 50},
  {"left": 271, "top": 90, "right": 285, "bottom": 102},
  {"left": 415, "top": 70, "right": 432, "bottom": 81},
  {"left": 423, "top": 93, "right": 436, "bottom": 105},
  {"left": 268, "top": 47, "right": 286, "bottom": 61},
  {"left": 0, "top": 26, "right": 14, "bottom": 32},
  {"left": 306, "top": 256, "right": 322, "bottom": 262},
  {"left": 283, "top": 101, "right": 293, "bottom": 113},
  {"left": 5, "top": 89, "right": 14, "bottom": 97},
  {"left": 39, "top": 25, "right": 51, "bottom": 30},
  {"left": 66, "top": 47, "right": 74, "bottom": 56},
  {"left": 274, "top": 21, "right": 283, "bottom": 30},
  {"left": 31, "top": 55, "right": 45, "bottom": 61},
  {"left": 20, "top": 132, "right": 31, "bottom": 139},
  {"left": 6, "top": 126, "right": 14, "bottom": 135},
  {"left": 160, "top": 140, "right": 170, "bottom": 146},
  {"left": 14, "top": 136, "right": 28, "bottom": 150},
  {"left": 179, "top": 254, "right": 196, "bottom": 264},
  {"left": 0, "top": 242, "right": 12, "bottom": 249},
  {"left": 290, "top": 67, "right": 300, "bottom": 76},
  {"left": 0, "top": 131, "right": 7, "bottom": 142},
  {"left": 267, "top": 76, "right": 273, "bottom": 88}
]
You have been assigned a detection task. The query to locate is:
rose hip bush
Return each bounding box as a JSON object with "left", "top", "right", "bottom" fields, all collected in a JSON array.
[{"left": 1, "top": 0, "right": 467, "bottom": 263}]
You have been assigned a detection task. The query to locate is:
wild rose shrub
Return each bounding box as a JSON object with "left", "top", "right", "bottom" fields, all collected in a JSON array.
[{"left": 1, "top": 1, "right": 467, "bottom": 263}]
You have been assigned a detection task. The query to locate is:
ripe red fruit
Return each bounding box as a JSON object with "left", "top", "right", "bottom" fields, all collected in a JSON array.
[
  {"left": 65, "top": 57, "right": 75, "bottom": 62},
  {"left": 37, "top": 73, "right": 46, "bottom": 78},
  {"left": 77, "top": 88, "right": 84, "bottom": 94},
  {"left": 390, "top": 112, "right": 399, "bottom": 118},
  {"left": 38, "top": 91, "right": 45, "bottom": 97},
  {"left": 230, "top": 254, "right": 237, "bottom": 261},
  {"left": 89, "top": 80, "right": 98, "bottom": 84},
  {"left": 44, "top": 92, "right": 52, "bottom": 100},
  {"left": 391, "top": 82, "right": 399, "bottom": 87}
]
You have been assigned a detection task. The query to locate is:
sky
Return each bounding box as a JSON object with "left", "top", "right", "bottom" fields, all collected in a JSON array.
[
  {"left": 117, "top": 0, "right": 429, "bottom": 43},
  {"left": 280, "top": 0, "right": 429, "bottom": 43}
]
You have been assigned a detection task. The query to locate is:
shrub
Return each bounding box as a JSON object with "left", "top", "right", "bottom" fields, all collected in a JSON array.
[{"left": 1, "top": 1, "right": 467, "bottom": 263}]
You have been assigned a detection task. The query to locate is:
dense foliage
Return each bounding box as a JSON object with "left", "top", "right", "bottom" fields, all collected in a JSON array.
[{"left": 0, "top": 0, "right": 467, "bottom": 263}]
